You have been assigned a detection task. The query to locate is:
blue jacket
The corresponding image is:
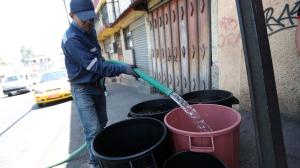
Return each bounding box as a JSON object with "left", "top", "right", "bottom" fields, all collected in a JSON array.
[{"left": 61, "top": 23, "right": 126, "bottom": 84}]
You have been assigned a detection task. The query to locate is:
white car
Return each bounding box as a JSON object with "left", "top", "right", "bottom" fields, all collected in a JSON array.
[{"left": 2, "top": 74, "right": 31, "bottom": 96}]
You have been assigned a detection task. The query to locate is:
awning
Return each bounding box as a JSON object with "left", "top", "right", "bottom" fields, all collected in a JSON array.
[{"left": 97, "top": 6, "right": 145, "bottom": 40}]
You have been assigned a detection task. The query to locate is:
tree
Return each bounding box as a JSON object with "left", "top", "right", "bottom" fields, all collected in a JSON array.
[
  {"left": 20, "top": 46, "right": 34, "bottom": 65},
  {"left": 0, "top": 57, "right": 7, "bottom": 66}
]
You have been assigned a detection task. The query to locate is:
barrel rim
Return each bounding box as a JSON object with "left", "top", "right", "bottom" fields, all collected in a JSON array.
[
  {"left": 164, "top": 104, "right": 241, "bottom": 136},
  {"left": 163, "top": 151, "right": 227, "bottom": 168},
  {"left": 181, "top": 90, "right": 234, "bottom": 104},
  {"left": 129, "top": 98, "right": 179, "bottom": 116},
  {"left": 92, "top": 117, "right": 167, "bottom": 161}
]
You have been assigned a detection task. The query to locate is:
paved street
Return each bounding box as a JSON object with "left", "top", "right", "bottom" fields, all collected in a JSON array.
[
  {"left": 0, "top": 93, "right": 73, "bottom": 168},
  {"left": 0, "top": 92, "right": 35, "bottom": 135}
]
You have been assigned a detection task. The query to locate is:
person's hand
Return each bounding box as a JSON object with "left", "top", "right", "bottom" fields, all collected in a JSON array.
[{"left": 124, "top": 64, "right": 139, "bottom": 78}]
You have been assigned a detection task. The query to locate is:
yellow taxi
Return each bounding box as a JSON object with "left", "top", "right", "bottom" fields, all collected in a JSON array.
[{"left": 34, "top": 70, "right": 71, "bottom": 107}]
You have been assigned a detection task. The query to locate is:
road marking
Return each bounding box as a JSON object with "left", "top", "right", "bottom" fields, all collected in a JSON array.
[{"left": 0, "top": 108, "right": 33, "bottom": 136}]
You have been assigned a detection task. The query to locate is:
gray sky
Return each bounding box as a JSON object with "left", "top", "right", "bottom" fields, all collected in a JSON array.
[{"left": 0, "top": 0, "right": 70, "bottom": 63}]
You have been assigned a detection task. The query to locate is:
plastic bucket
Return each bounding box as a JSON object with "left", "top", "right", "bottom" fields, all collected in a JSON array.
[
  {"left": 182, "top": 90, "right": 239, "bottom": 107},
  {"left": 163, "top": 151, "right": 226, "bottom": 168},
  {"left": 92, "top": 117, "right": 170, "bottom": 168},
  {"left": 128, "top": 99, "right": 178, "bottom": 122},
  {"left": 164, "top": 104, "right": 241, "bottom": 168}
]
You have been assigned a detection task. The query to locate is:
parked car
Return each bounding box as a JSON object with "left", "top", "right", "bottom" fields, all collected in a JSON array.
[
  {"left": 0, "top": 83, "right": 4, "bottom": 98},
  {"left": 2, "top": 74, "right": 31, "bottom": 96},
  {"left": 33, "top": 70, "right": 71, "bottom": 107}
]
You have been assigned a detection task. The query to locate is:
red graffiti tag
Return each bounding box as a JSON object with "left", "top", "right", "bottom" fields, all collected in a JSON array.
[{"left": 218, "top": 17, "right": 241, "bottom": 48}]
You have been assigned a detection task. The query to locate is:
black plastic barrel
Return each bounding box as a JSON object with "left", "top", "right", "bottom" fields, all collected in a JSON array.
[
  {"left": 128, "top": 99, "right": 179, "bottom": 122},
  {"left": 182, "top": 90, "right": 239, "bottom": 107},
  {"left": 92, "top": 117, "right": 170, "bottom": 168},
  {"left": 163, "top": 151, "right": 226, "bottom": 168}
]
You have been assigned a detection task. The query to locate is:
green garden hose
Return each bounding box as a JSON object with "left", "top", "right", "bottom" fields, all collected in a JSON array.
[
  {"left": 107, "top": 60, "right": 174, "bottom": 96},
  {"left": 46, "top": 143, "right": 87, "bottom": 168},
  {"left": 47, "top": 60, "right": 174, "bottom": 167}
]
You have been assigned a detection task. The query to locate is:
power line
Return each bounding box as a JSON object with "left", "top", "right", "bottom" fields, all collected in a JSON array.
[{"left": 62, "top": 0, "right": 71, "bottom": 25}]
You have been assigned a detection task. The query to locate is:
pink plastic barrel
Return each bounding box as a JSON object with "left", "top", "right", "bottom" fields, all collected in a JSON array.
[{"left": 164, "top": 104, "right": 241, "bottom": 168}]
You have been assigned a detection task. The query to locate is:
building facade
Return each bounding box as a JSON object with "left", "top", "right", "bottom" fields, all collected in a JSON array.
[{"left": 93, "top": 0, "right": 300, "bottom": 118}]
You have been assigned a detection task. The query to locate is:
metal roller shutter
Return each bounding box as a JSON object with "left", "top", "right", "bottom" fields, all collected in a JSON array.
[{"left": 131, "top": 17, "right": 150, "bottom": 73}]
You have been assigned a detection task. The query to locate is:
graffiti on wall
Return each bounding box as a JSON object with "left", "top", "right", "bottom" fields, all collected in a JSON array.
[
  {"left": 218, "top": 1, "right": 299, "bottom": 47},
  {"left": 264, "top": 1, "right": 300, "bottom": 36},
  {"left": 218, "top": 17, "right": 241, "bottom": 48}
]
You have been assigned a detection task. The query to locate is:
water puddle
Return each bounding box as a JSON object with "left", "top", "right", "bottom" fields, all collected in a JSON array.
[{"left": 170, "top": 92, "right": 213, "bottom": 132}]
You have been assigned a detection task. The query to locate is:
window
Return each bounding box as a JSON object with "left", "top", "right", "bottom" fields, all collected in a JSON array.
[
  {"left": 40, "top": 71, "right": 67, "bottom": 83},
  {"left": 101, "top": 6, "right": 109, "bottom": 25},
  {"left": 5, "top": 76, "right": 18, "bottom": 82},
  {"left": 124, "top": 27, "right": 133, "bottom": 50}
]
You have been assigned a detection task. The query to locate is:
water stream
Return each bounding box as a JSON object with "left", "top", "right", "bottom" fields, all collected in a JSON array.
[{"left": 170, "top": 92, "right": 213, "bottom": 132}]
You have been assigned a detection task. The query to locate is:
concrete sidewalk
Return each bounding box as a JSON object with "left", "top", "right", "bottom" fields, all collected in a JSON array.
[{"left": 64, "top": 82, "right": 299, "bottom": 168}]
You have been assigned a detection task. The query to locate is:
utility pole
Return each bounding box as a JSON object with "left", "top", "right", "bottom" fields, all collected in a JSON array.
[
  {"left": 62, "top": 0, "right": 71, "bottom": 25},
  {"left": 236, "top": 0, "right": 288, "bottom": 167}
]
